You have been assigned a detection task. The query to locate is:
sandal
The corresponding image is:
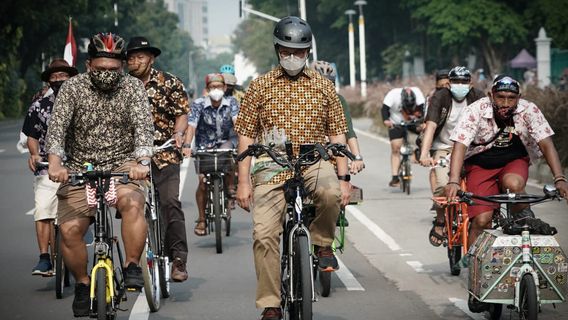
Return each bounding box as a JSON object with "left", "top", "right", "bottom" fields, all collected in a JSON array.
[
  {"left": 428, "top": 219, "right": 446, "bottom": 247},
  {"left": 194, "top": 220, "right": 207, "bottom": 236}
]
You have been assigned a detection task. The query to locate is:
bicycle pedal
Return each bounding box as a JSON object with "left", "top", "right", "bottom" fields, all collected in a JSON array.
[{"left": 126, "top": 287, "right": 140, "bottom": 292}]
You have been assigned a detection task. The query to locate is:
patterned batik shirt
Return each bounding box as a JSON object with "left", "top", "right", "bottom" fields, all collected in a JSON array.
[
  {"left": 22, "top": 89, "right": 56, "bottom": 176},
  {"left": 46, "top": 73, "right": 154, "bottom": 171},
  {"left": 450, "top": 97, "right": 554, "bottom": 164},
  {"left": 235, "top": 66, "right": 347, "bottom": 185},
  {"left": 146, "top": 68, "right": 190, "bottom": 169},
  {"left": 189, "top": 95, "right": 239, "bottom": 149}
]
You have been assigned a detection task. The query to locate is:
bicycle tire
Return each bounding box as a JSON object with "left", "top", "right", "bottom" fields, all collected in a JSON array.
[
  {"left": 141, "top": 242, "right": 161, "bottom": 312},
  {"left": 448, "top": 245, "right": 462, "bottom": 276},
  {"left": 447, "top": 205, "right": 461, "bottom": 276},
  {"left": 154, "top": 188, "right": 170, "bottom": 299},
  {"left": 488, "top": 303, "right": 503, "bottom": 320},
  {"left": 225, "top": 194, "right": 231, "bottom": 237},
  {"left": 96, "top": 267, "right": 107, "bottom": 320},
  {"left": 404, "top": 161, "right": 411, "bottom": 195},
  {"left": 519, "top": 273, "right": 538, "bottom": 320},
  {"left": 55, "top": 227, "right": 66, "bottom": 299},
  {"left": 213, "top": 178, "right": 223, "bottom": 254},
  {"left": 292, "top": 235, "right": 312, "bottom": 320}
]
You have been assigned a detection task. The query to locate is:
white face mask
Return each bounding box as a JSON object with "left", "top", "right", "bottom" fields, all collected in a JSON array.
[
  {"left": 208, "top": 88, "right": 224, "bottom": 101},
  {"left": 280, "top": 54, "right": 307, "bottom": 76},
  {"left": 450, "top": 83, "right": 470, "bottom": 101}
]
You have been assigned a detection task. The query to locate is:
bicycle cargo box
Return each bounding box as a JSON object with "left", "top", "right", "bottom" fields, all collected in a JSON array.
[
  {"left": 194, "top": 152, "right": 234, "bottom": 174},
  {"left": 468, "top": 229, "right": 568, "bottom": 304}
]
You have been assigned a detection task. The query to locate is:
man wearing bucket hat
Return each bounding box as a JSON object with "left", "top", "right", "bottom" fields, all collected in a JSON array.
[
  {"left": 22, "top": 58, "right": 77, "bottom": 277},
  {"left": 46, "top": 32, "right": 154, "bottom": 317},
  {"left": 126, "top": 36, "right": 190, "bottom": 282},
  {"left": 182, "top": 73, "right": 239, "bottom": 237},
  {"left": 219, "top": 64, "right": 245, "bottom": 104}
]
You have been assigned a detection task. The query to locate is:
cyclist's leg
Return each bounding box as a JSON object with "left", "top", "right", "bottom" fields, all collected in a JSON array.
[
  {"left": 430, "top": 149, "right": 451, "bottom": 246},
  {"left": 251, "top": 183, "right": 286, "bottom": 309},
  {"left": 59, "top": 218, "right": 91, "bottom": 284},
  {"left": 465, "top": 164, "right": 500, "bottom": 247},
  {"left": 116, "top": 184, "right": 147, "bottom": 267},
  {"left": 388, "top": 127, "right": 404, "bottom": 186},
  {"left": 194, "top": 175, "right": 207, "bottom": 236},
  {"left": 32, "top": 175, "right": 59, "bottom": 274},
  {"left": 152, "top": 162, "right": 188, "bottom": 264},
  {"left": 499, "top": 157, "right": 530, "bottom": 216}
]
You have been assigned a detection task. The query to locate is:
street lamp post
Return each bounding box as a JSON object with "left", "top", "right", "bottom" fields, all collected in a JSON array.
[
  {"left": 345, "top": 9, "right": 356, "bottom": 88},
  {"left": 355, "top": 0, "right": 367, "bottom": 99}
]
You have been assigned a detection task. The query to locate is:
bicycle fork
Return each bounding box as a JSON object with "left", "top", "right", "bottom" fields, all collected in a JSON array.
[
  {"left": 513, "top": 229, "right": 540, "bottom": 309},
  {"left": 90, "top": 257, "right": 115, "bottom": 307},
  {"left": 287, "top": 224, "right": 316, "bottom": 303}
]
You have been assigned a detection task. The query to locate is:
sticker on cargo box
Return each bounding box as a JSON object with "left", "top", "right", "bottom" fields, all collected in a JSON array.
[
  {"left": 503, "top": 257, "right": 512, "bottom": 265},
  {"left": 556, "top": 274, "right": 566, "bottom": 285},
  {"left": 510, "top": 267, "right": 520, "bottom": 278},
  {"left": 497, "top": 283, "right": 508, "bottom": 293},
  {"left": 541, "top": 253, "right": 554, "bottom": 264},
  {"left": 554, "top": 255, "right": 565, "bottom": 264},
  {"left": 558, "top": 263, "right": 568, "bottom": 273},
  {"left": 547, "top": 266, "right": 556, "bottom": 275}
]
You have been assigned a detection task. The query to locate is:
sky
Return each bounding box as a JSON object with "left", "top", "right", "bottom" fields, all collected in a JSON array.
[{"left": 208, "top": 0, "right": 241, "bottom": 38}]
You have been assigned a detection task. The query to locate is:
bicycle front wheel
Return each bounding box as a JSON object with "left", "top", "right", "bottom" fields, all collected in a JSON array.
[
  {"left": 292, "top": 234, "right": 313, "bottom": 320},
  {"left": 519, "top": 273, "right": 538, "bottom": 320},
  {"left": 404, "top": 161, "right": 411, "bottom": 195},
  {"left": 96, "top": 268, "right": 107, "bottom": 320},
  {"left": 141, "top": 242, "right": 161, "bottom": 312},
  {"left": 213, "top": 178, "right": 223, "bottom": 254}
]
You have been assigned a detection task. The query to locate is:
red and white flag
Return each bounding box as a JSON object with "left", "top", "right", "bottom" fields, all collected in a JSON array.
[{"left": 63, "top": 18, "right": 77, "bottom": 66}]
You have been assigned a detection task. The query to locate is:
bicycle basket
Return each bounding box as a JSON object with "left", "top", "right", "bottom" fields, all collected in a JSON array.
[{"left": 194, "top": 152, "right": 234, "bottom": 174}]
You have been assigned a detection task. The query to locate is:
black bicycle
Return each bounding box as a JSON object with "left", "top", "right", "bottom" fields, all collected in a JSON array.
[
  {"left": 237, "top": 142, "right": 354, "bottom": 320},
  {"left": 69, "top": 169, "right": 130, "bottom": 320},
  {"left": 395, "top": 119, "right": 421, "bottom": 195},
  {"left": 193, "top": 148, "right": 236, "bottom": 254}
]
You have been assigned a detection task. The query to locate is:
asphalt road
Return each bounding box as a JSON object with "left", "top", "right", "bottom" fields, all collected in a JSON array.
[{"left": 0, "top": 118, "right": 566, "bottom": 320}]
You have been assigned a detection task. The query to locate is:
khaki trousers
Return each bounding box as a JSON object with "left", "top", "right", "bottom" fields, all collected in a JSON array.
[{"left": 252, "top": 160, "right": 340, "bottom": 308}]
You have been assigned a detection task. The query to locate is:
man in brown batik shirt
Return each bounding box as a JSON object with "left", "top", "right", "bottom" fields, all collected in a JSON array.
[
  {"left": 126, "top": 36, "right": 190, "bottom": 282},
  {"left": 234, "top": 16, "right": 350, "bottom": 320}
]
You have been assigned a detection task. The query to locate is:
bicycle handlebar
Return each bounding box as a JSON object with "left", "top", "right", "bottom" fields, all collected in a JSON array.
[
  {"left": 236, "top": 142, "right": 355, "bottom": 170},
  {"left": 395, "top": 118, "right": 423, "bottom": 128},
  {"left": 457, "top": 185, "right": 561, "bottom": 205},
  {"left": 154, "top": 138, "right": 176, "bottom": 152},
  {"left": 192, "top": 148, "right": 237, "bottom": 158},
  {"left": 69, "top": 171, "right": 130, "bottom": 186}
]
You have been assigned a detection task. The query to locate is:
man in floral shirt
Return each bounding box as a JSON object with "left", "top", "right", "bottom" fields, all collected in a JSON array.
[
  {"left": 127, "top": 36, "right": 190, "bottom": 282},
  {"left": 22, "top": 58, "right": 77, "bottom": 276},
  {"left": 46, "top": 33, "right": 154, "bottom": 317},
  {"left": 182, "top": 73, "right": 239, "bottom": 237},
  {"left": 445, "top": 76, "right": 568, "bottom": 299}
]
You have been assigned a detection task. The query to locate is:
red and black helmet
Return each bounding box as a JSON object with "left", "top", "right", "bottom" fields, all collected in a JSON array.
[{"left": 88, "top": 32, "right": 125, "bottom": 60}]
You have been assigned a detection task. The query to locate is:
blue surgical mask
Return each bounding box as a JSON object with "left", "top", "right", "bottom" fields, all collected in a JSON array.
[{"left": 450, "top": 84, "right": 470, "bottom": 101}]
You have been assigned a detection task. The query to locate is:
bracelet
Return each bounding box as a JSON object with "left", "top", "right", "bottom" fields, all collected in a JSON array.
[
  {"left": 337, "top": 175, "right": 351, "bottom": 182},
  {"left": 354, "top": 155, "right": 363, "bottom": 161},
  {"left": 447, "top": 181, "right": 460, "bottom": 186},
  {"left": 554, "top": 177, "right": 567, "bottom": 184}
]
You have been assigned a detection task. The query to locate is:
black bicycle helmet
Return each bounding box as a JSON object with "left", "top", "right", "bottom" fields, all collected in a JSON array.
[
  {"left": 401, "top": 88, "right": 417, "bottom": 111},
  {"left": 435, "top": 69, "right": 450, "bottom": 81},
  {"left": 491, "top": 75, "right": 520, "bottom": 94},
  {"left": 88, "top": 32, "right": 125, "bottom": 59},
  {"left": 273, "top": 16, "right": 312, "bottom": 49},
  {"left": 448, "top": 66, "right": 471, "bottom": 82}
]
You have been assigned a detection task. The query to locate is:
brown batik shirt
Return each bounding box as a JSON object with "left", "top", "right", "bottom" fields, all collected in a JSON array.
[
  {"left": 145, "top": 68, "right": 190, "bottom": 169},
  {"left": 46, "top": 73, "right": 154, "bottom": 171},
  {"left": 235, "top": 66, "right": 347, "bottom": 185}
]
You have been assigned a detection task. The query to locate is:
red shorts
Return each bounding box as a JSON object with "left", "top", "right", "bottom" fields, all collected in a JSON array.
[{"left": 464, "top": 157, "right": 529, "bottom": 218}]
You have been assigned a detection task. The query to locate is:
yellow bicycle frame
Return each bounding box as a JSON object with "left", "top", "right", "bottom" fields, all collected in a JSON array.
[{"left": 90, "top": 258, "right": 114, "bottom": 304}]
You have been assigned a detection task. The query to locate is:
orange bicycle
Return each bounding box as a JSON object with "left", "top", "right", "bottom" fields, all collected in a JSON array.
[{"left": 433, "top": 172, "right": 469, "bottom": 276}]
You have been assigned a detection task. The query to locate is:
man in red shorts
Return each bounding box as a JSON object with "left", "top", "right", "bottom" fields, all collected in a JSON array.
[{"left": 445, "top": 75, "right": 568, "bottom": 250}]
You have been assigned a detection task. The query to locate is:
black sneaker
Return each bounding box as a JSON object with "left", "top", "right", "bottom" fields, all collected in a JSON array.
[
  {"left": 32, "top": 253, "right": 53, "bottom": 276},
  {"left": 73, "top": 283, "right": 90, "bottom": 317},
  {"left": 388, "top": 177, "right": 400, "bottom": 187},
  {"left": 124, "top": 262, "right": 144, "bottom": 290},
  {"left": 317, "top": 246, "right": 339, "bottom": 271},
  {"left": 468, "top": 293, "right": 489, "bottom": 313}
]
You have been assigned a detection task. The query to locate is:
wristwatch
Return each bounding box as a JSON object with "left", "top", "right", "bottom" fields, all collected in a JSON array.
[
  {"left": 138, "top": 159, "right": 151, "bottom": 167},
  {"left": 354, "top": 155, "right": 363, "bottom": 161},
  {"left": 337, "top": 174, "right": 351, "bottom": 182}
]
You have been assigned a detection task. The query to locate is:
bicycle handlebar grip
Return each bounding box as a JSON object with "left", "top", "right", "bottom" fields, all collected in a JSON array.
[
  {"left": 236, "top": 150, "right": 250, "bottom": 162},
  {"left": 315, "top": 144, "right": 330, "bottom": 161},
  {"left": 342, "top": 148, "right": 356, "bottom": 161}
]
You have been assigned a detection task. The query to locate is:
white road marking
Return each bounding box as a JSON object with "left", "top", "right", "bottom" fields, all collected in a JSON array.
[
  {"left": 25, "top": 209, "right": 34, "bottom": 216},
  {"left": 405, "top": 261, "right": 431, "bottom": 273},
  {"left": 353, "top": 128, "right": 389, "bottom": 144},
  {"left": 179, "top": 158, "right": 190, "bottom": 194},
  {"left": 0, "top": 149, "right": 5, "bottom": 153},
  {"left": 399, "top": 253, "right": 412, "bottom": 256},
  {"left": 345, "top": 206, "right": 402, "bottom": 251},
  {"left": 448, "top": 297, "right": 487, "bottom": 320},
  {"left": 336, "top": 256, "right": 365, "bottom": 291},
  {"left": 129, "top": 290, "right": 150, "bottom": 320}
]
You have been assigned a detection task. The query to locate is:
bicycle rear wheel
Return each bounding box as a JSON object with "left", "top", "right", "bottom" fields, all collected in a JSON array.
[
  {"left": 404, "top": 161, "right": 411, "bottom": 195},
  {"left": 290, "top": 234, "right": 313, "bottom": 320},
  {"left": 519, "top": 273, "right": 538, "bottom": 320},
  {"left": 96, "top": 268, "right": 107, "bottom": 320},
  {"left": 448, "top": 245, "right": 462, "bottom": 276},
  {"left": 213, "top": 178, "right": 223, "bottom": 254},
  {"left": 446, "top": 206, "right": 461, "bottom": 276}
]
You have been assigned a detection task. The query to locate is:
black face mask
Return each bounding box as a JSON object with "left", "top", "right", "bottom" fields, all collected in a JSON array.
[
  {"left": 224, "top": 87, "right": 234, "bottom": 96},
  {"left": 49, "top": 80, "right": 65, "bottom": 96}
]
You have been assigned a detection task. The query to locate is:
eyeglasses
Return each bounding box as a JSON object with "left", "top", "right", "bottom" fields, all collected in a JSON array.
[{"left": 278, "top": 49, "right": 308, "bottom": 59}]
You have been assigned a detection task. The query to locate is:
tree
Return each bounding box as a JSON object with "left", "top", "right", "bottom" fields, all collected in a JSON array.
[{"left": 405, "top": 0, "right": 527, "bottom": 75}]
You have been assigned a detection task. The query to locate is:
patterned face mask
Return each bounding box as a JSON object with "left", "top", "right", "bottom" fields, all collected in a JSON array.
[{"left": 89, "top": 70, "right": 123, "bottom": 92}]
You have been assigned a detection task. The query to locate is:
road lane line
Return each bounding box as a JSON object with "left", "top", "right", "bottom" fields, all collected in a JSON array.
[
  {"left": 179, "top": 158, "right": 190, "bottom": 194},
  {"left": 405, "top": 261, "right": 431, "bottom": 273},
  {"left": 399, "top": 253, "right": 412, "bottom": 256},
  {"left": 336, "top": 256, "right": 365, "bottom": 291},
  {"left": 345, "top": 206, "right": 402, "bottom": 251},
  {"left": 0, "top": 149, "right": 5, "bottom": 153},
  {"left": 353, "top": 128, "right": 389, "bottom": 144},
  {"left": 448, "top": 297, "right": 486, "bottom": 320},
  {"left": 129, "top": 290, "right": 150, "bottom": 320}
]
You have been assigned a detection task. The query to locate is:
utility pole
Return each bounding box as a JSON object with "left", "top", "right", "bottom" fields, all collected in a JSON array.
[
  {"left": 345, "top": 10, "right": 356, "bottom": 88},
  {"left": 355, "top": 1, "right": 367, "bottom": 98}
]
